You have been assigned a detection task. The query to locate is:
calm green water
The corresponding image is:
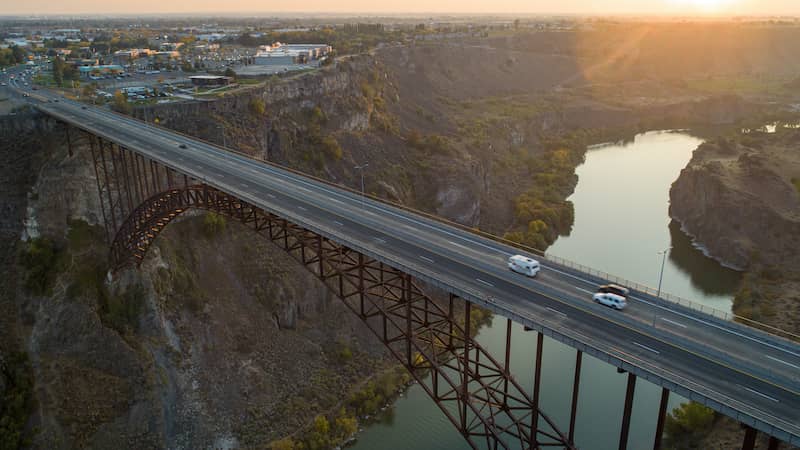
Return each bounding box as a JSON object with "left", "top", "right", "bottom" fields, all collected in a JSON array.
[{"left": 350, "top": 130, "right": 742, "bottom": 450}]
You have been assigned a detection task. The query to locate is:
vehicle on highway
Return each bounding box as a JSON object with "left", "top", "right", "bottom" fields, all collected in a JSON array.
[
  {"left": 597, "top": 284, "right": 630, "bottom": 298},
  {"left": 179, "top": 144, "right": 188, "bottom": 149},
  {"left": 593, "top": 292, "right": 627, "bottom": 310},
  {"left": 508, "top": 255, "right": 541, "bottom": 277}
]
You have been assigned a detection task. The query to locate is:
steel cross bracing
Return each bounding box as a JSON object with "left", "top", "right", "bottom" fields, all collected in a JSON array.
[{"left": 88, "top": 134, "right": 575, "bottom": 450}]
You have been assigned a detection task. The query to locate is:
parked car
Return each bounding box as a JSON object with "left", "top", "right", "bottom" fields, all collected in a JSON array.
[{"left": 593, "top": 292, "right": 627, "bottom": 310}]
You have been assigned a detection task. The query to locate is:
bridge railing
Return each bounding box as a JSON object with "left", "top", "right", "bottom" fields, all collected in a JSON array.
[{"left": 98, "top": 101, "right": 800, "bottom": 344}]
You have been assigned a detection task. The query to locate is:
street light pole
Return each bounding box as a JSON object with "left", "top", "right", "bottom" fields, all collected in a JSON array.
[
  {"left": 218, "top": 124, "right": 226, "bottom": 150},
  {"left": 354, "top": 162, "right": 369, "bottom": 206},
  {"left": 656, "top": 248, "right": 670, "bottom": 298}
]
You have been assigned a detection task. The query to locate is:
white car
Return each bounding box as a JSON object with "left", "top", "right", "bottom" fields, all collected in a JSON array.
[{"left": 593, "top": 292, "right": 627, "bottom": 310}]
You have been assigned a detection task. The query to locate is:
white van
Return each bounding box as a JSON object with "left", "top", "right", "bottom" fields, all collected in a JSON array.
[
  {"left": 508, "top": 255, "right": 540, "bottom": 277},
  {"left": 593, "top": 292, "right": 627, "bottom": 310}
]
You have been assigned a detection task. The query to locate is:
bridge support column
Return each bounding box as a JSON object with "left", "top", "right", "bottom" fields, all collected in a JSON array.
[
  {"left": 531, "top": 332, "right": 544, "bottom": 443},
  {"left": 619, "top": 373, "right": 636, "bottom": 450},
  {"left": 65, "top": 125, "right": 73, "bottom": 157},
  {"left": 461, "top": 300, "right": 471, "bottom": 432},
  {"left": 653, "top": 388, "right": 670, "bottom": 450},
  {"left": 767, "top": 436, "right": 781, "bottom": 450},
  {"left": 503, "top": 318, "right": 512, "bottom": 406},
  {"left": 568, "top": 350, "right": 582, "bottom": 442},
  {"left": 89, "top": 136, "right": 111, "bottom": 244},
  {"left": 742, "top": 426, "right": 757, "bottom": 450}
]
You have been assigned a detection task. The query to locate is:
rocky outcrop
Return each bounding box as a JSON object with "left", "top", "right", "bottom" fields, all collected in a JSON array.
[{"left": 669, "top": 132, "right": 800, "bottom": 270}]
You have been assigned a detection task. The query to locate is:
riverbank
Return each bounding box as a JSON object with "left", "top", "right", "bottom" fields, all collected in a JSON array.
[{"left": 669, "top": 123, "right": 800, "bottom": 335}]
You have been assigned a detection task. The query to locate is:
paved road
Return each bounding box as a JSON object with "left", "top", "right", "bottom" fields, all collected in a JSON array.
[{"left": 7, "top": 72, "right": 800, "bottom": 444}]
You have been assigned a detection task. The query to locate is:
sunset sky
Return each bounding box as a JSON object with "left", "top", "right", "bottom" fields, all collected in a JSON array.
[{"left": 2, "top": 0, "right": 799, "bottom": 15}]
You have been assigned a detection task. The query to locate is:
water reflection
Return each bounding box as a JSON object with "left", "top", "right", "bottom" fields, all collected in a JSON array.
[{"left": 667, "top": 220, "right": 742, "bottom": 297}]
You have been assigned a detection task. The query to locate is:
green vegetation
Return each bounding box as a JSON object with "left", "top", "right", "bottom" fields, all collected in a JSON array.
[
  {"left": 320, "top": 136, "right": 343, "bottom": 161},
  {"left": 406, "top": 131, "right": 453, "bottom": 155},
  {"left": 249, "top": 97, "right": 267, "bottom": 117},
  {"left": 348, "top": 366, "right": 411, "bottom": 416},
  {"left": 112, "top": 90, "right": 131, "bottom": 114},
  {"left": 0, "top": 352, "right": 34, "bottom": 450},
  {"left": 236, "top": 23, "right": 401, "bottom": 56},
  {"left": 663, "top": 402, "right": 715, "bottom": 449},
  {"left": 99, "top": 283, "right": 146, "bottom": 335},
  {"left": 202, "top": 212, "right": 227, "bottom": 237},
  {"left": 51, "top": 56, "right": 79, "bottom": 87},
  {"left": 0, "top": 46, "right": 26, "bottom": 68},
  {"left": 792, "top": 178, "right": 800, "bottom": 194},
  {"left": 504, "top": 129, "right": 635, "bottom": 250},
  {"left": 686, "top": 75, "right": 791, "bottom": 96},
  {"left": 18, "top": 236, "right": 65, "bottom": 295}
]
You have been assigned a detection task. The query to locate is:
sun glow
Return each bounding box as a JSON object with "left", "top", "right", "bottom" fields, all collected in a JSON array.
[{"left": 667, "top": 0, "right": 738, "bottom": 12}]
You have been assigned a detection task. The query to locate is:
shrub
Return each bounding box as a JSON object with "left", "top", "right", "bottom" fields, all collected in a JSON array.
[
  {"left": 249, "top": 97, "right": 266, "bottom": 117},
  {"left": 0, "top": 352, "right": 34, "bottom": 450},
  {"left": 663, "top": 402, "right": 715, "bottom": 448},
  {"left": 202, "top": 212, "right": 227, "bottom": 237},
  {"left": 99, "top": 284, "right": 145, "bottom": 335},
  {"left": 321, "top": 136, "right": 343, "bottom": 160},
  {"left": 792, "top": 178, "right": 800, "bottom": 194},
  {"left": 270, "top": 438, "right": 297, "bottom": 450},
  {"left": 18, "top": 237, "right": 63, "bottom": 295}
]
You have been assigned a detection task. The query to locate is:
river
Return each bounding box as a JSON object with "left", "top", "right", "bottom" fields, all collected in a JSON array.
[{"left": 349, "top": 130, "right": 743, "bottom": 450}]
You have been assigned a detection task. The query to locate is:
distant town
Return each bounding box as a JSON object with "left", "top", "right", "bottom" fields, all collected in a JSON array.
[{"left": 0, "top": 16, "right": 586, "bottom": 106}]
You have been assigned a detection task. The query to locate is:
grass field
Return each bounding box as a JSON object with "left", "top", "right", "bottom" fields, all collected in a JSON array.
[{"left": 686, "top": 75, "right": 793, "bottom": 96}]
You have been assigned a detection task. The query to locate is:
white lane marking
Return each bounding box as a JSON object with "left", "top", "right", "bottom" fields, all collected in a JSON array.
[
  {"left": 241, "top": 183, "right": 249, "bottom": 188},
  {"left": 419, "top": 255, "right": 434, "bottom": 264},
  {"left": 766, "top": 355, "right": 800, "bottom": 370},
  {"left": 546, "top": 307, "right": 567, "bottom": 317},
  {"left": 218, "top": 173, "right": 225, "bottom": 178},
  {"left": 632, "top": 341, "right": 660, "bottom": 355},
  {"left": 374, "top": 238, "right": 387, "bottom": 244},
  {"left": 476, "top": 278, "right": 495, "bottom": 288},
  {"left": 297, "top": 206, "right": 307, "bottom": 211},
  {"left": 742, "top": 386, "right": 780, "bottom": 403},
  {"left": 333, "top": 221, "right": 344, "bottom": 227},
  {"left": 266, "top": 193, "right": 276, "bottom": 199},
  {"left": 447, "top": 240, "right": 471, "bottom": 251},
  {"left": 661, "top": 318, "right": 688, "bottom": 329},
  {"left": 574, "top": 287, "right": 595, "bottom": 295}
]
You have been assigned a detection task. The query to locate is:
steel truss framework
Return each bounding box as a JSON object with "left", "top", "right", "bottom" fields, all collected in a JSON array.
[{"left": 85, "top": 132, "right": 784, "bottom": 450}]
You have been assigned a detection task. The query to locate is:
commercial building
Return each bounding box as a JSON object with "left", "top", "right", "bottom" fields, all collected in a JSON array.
[
  {"left": 253, "top": 42, "right": 331, "bottom": 66},
  {"left": 189, "top": 75, "right": 232, "bottom": 87}
]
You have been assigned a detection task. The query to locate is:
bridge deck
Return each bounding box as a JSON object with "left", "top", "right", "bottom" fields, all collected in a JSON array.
[{"left": 33, "top": 93, "right": 800, "bottom": 445}]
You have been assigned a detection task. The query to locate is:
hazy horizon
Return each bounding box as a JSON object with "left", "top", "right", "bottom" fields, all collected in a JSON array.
[{"left": 2, "top": 0, "right": 799, "bottom": 17}]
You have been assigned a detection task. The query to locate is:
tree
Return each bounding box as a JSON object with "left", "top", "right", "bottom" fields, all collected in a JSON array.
[
  {"left": 52, "top": 56, "right": 65, "bottom": 86},
  {"left": 11, "top": 45, "right": 26, "bottom": 64},
  {"left": 663, "top": 402, "right": 715, "bottom": 448},
  {"left": 305, "top": 415, "right": 331, "bottom": 450},
  {"left": 224, "top": 67, "right": 236, "bottom": 79},
  {"left": 112, "top": 90, "right": 131, "bottom": 114}
]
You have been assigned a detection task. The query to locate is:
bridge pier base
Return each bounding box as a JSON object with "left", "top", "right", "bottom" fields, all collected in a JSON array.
[
  {"left": 653, "top": 388, "right": 669, "bottom": 450},
  {"left": 618, "top": 373, "right": 637, "bottom": 450},
  {"left": 742, "top": 426, "right": 758, "bottom": 450}
]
